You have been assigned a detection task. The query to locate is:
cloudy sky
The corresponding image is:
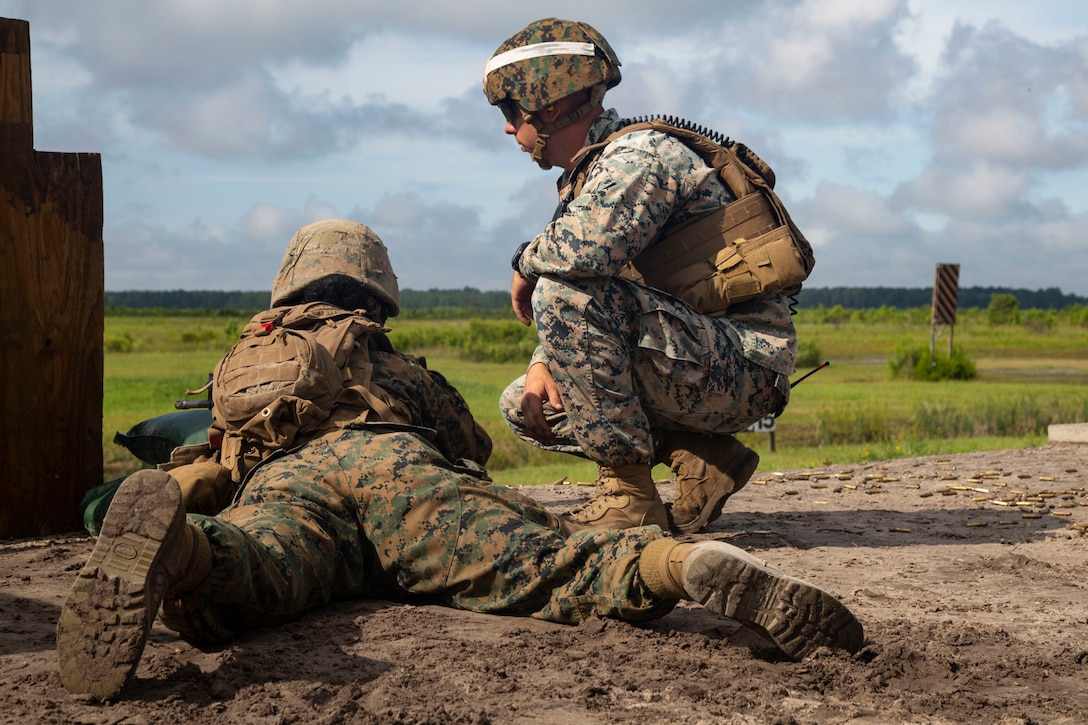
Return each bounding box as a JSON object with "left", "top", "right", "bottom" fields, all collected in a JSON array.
[{"left": 4, "top": 0, "right": 1088, "bottom": 296}]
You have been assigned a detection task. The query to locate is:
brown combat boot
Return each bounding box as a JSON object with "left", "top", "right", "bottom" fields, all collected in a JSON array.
[
  {"left": 560, "top": 463, "right": 670, "bottom": 533},
  {"left": 638, "top": 539, "right": 865, "bottom": 660},
  {"left": 661, "top": 432, "right": 760, "bottom": 534},
  {"left": 56, "top": 470, "right": 211, "bottom": 702}
]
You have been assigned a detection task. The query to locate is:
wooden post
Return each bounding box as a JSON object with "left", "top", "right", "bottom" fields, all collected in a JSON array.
[{"left": 1, "top": 17, "right": 104, "bottom": 538}]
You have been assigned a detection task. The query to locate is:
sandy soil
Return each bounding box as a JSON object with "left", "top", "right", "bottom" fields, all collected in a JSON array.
[{"left": 2, "top": 443, "right": 1087, "bottom": 724}]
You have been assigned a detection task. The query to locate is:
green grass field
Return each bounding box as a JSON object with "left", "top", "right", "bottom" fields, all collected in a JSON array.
[{"left": 102, "top": 309, "right": 1088, "bottom": 485}]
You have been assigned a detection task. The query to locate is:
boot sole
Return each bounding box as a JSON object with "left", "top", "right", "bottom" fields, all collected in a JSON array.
[
  {"left": 56, "top": 470, "right": 184, "bottom": 701},
  {"left": 671, "top": 449, "right": 760, "bottom": 535},
  {"left": 682, "top": 541, "right": 864, "bottom": 660}
]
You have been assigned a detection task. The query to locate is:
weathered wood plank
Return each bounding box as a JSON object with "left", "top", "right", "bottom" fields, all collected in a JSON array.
[{"left": 1, "top": 17, "right": 104, "bottom": 538}]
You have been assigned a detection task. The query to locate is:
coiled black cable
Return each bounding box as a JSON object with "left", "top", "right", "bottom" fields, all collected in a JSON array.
[{"left": 622, "top": 115, "right": 734, "bottom": 148}]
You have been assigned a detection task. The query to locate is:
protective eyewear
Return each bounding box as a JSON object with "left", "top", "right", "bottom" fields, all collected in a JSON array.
[{"left": 497, "top": 100, "right": 524, "bottom": 124}]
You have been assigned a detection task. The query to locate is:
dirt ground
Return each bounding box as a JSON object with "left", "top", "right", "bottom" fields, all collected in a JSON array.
[{"left": 2, "top": 443, "right": 1087, "bottom": 724}]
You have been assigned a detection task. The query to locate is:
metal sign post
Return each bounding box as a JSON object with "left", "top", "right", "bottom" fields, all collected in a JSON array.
[
  {"left": 930, "top": 263, "right": 960, "bottom": 357},
  {"left": 745, "top": 416, "right": 777, "bottom": 452}
]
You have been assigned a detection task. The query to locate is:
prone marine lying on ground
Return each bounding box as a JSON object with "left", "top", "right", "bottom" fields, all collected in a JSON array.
[{"left": 56, "top": 219, "right": 864, "bottom": 703}]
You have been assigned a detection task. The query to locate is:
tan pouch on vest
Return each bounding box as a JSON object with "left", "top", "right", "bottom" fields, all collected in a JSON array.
[
  {"left": 620, "top": 193, "right": 809, "bottom": 313},
  {"left": 572, "top": 120, "right": 814, "bottom": 314}
]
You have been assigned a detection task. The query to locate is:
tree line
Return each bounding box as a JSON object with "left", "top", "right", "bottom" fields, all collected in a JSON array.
[
  {"left": 105, "top": 285, "right": 1087, "bottom": 314},
  {"left": 104, "top": 287, "right": 513, "bottom": 316},
  {"left": 794, "top": 286, "right": 1086, "bottom": 310}
]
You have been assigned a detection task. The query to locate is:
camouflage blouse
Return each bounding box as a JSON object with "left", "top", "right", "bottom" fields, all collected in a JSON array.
[{"left": 518, "top": 108, "right": 797, "bottom": 375}]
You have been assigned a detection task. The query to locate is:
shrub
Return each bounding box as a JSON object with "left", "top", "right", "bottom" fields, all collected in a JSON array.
[
  {"left": 179, "top": 327, "right": 220, "bottom": 347},
  {"left": 1067, "top": 304, "right": 1088, "bottom": 328},
  {"left": 987, "top": 293, "right": 1020, "bottom": 325},
  {"left": 388, "top": 325, "right": 460, "bottom": 352},
  {"left": 105, "top": 332, "right": 134, "bottom": 354},
  {"left": 460, "top": 320, "right": 537, "bottom": 363},
  {"left": 823, "top": 305, "right": 851, "bottom": 326},
  {"left": 1021, "top": 309, "right": 1054, "bottom": 333},
  {"left": 223, "top": 319, "right": 241, "bottom": 341},
  {"left": 887, "top": 340, "right": 923, "bottom": 378},
  {"left": 389, "top": 320, "right": 537, "bottom": 364},
  {"left": 888, "top": 343, "right": 976, "bottom": 381},
  {"left": 912, "top": 346, "right": 976, "bottom": 381},
  {"left": 796, "top": 339, "right": 823, "bottom": 368}
]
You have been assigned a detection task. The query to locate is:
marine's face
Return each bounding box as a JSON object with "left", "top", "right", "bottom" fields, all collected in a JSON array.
[{"left": 500, "top": 102, "right": 538, "bottom": 158}]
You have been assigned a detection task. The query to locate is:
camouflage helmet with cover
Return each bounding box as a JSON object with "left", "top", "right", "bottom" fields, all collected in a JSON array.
[
  {"left": 270, "top": 219, "right": 400, "bottom": 316},
  {"left": 483, "top": 18, "right": 621, "bottom": 113},
  {"left": 483, "top": 18, "right": 621, "bottom": 168}
]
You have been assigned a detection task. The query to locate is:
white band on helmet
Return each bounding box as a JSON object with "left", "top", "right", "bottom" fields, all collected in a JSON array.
[{"left": 484, "top": 41, "right": 596, "bottom": 80}]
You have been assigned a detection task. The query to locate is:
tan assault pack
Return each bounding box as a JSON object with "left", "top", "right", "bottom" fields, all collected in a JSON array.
[
  {"left": 208, "top": 302, "right": 405, "bottom": 481},
  {"left": 567, "top": 119, "right": 815, "bottom": 314}
]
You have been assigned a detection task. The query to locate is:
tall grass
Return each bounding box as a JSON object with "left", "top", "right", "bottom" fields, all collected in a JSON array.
[
  {"left": 913, "top": 395, "right": 1088, "bottom": 438},
  {"left": 803, "top": 394, "right": 1086, "bottom": 448},
  {"left": 102, "top": 308, "right": 1088, "bottom": 483},
  {"left": 389, "top": 319, "right": 537, "bottom": 363},
  {"left": 814, "top": 401, "right": 890, "bottom": 445}
]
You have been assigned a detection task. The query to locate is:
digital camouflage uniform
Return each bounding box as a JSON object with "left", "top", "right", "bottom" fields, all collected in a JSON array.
[
  {"left": 163, "top": 345, "right": 674, "bottom": 639},
  {"left": 57, "top": 219, "right": 862, "bottom": 703},
  {"left": 502, "top": 108, "right": 796, "bottom": 467}
]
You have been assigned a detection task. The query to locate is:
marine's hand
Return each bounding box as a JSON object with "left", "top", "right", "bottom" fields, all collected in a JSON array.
[
  {"left": 510, "top": 271, "right": 536, "bottom": 326},
  {"left": 521, "top": 362, "right": 561, "bottom": 444}
]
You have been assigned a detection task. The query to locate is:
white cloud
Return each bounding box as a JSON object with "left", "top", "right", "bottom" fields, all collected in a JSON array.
[
  {"left": 895, "top": 162, "right": 1030, "bottom": 219},
  {"left": 714, "top": 0, "right": 916, "bottom": 119},
  {"left": 240, "top": 204, "right": 301, "bottom": 241},
  {"left": 809, "top": 182, "right": 915, "bottom": 238},
  {"left": 927, "top": 22, "right": 1088, "bottom": 172},
  {"left": 2, "top": 0, "right": 1087, "bottom": 296}
]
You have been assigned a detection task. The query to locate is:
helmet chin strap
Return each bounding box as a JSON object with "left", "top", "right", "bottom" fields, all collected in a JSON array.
[
  {"left": 530, "top": 133, "right": 552, "bottom": 170},
  {"left": 520, "top": 108, "right": 554, "bottom": 170},
  {"left": 522, "top": 85, "right": 607, "bottom": 171}
]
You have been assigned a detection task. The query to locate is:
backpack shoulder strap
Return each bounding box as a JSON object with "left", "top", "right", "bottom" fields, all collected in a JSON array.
[
  {"left": 561, "top": 118, "right": 815, "bottom": 310},
  {"left": 567, "top": 119, "right": 777, "bottom": 200}
]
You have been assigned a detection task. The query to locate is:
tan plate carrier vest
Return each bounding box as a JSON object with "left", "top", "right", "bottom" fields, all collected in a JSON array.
[
  {"left": 564, "top": 121, "right": 815, "bottom": 315},
  {"left": 207, "top": 302, "right": 406, "bottom": 483}
]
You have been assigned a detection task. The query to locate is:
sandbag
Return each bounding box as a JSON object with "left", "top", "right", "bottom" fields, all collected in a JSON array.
[{"left": 113, "top": 408, "right": 212, "bottom": 465}]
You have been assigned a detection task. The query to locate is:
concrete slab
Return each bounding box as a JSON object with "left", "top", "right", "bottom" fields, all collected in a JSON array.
[{"left": 1047, "top": 423, "right": 1088, "bottom": 444}]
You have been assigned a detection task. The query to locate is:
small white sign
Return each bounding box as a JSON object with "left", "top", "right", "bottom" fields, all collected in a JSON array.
[{"left": 745, "top": 415, "right": 777, "bottom": 434}]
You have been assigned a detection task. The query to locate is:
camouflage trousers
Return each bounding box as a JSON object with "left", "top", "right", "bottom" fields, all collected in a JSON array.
[
  {"left": 169, "top": 427, "right": 674, "bottom": 638},
  {"left": 500, "top": 275, "right": 788, "bottom": 467}
]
